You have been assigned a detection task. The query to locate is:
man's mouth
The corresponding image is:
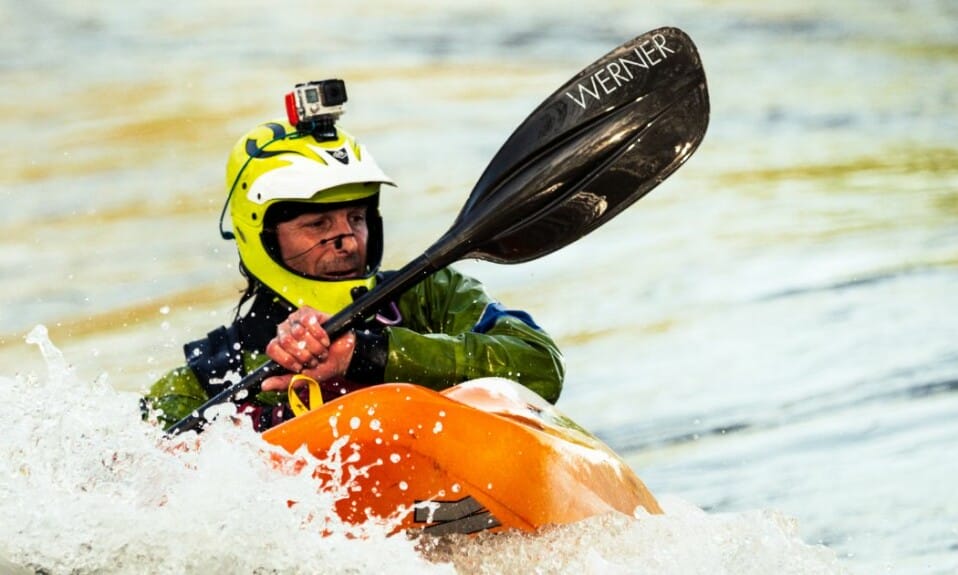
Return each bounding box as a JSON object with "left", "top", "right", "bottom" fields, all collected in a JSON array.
[{"left": 317, "top": 263, "right": 362, "bottom": 279}]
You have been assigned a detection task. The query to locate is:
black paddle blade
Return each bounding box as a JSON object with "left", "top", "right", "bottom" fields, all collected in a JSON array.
[{"left": 450, "top": 27, "right": 709, "bottom": 263}]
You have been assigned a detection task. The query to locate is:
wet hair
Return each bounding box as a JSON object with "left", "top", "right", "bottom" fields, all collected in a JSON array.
[{"left": 234, "top": 260, "right": 264, "bottom": 321}]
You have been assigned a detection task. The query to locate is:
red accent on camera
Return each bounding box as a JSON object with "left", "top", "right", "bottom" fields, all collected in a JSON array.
[{"left": 284, "top": 92, "right": 300, "bottom": 126}]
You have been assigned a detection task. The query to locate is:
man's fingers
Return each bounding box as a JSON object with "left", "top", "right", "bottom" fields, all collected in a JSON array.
[
  {"left": 261, "top": 373, "right": 295, "bottom": 392},
  {"left": 267, "top": 307, "right": 339, "bottom": 381},
  {"left": 266, "top": 339, "right": 303, "bottom": 373},
  {"left": 284, "top": 310, "right": 331, "bottom": 349},
  {"left": 289, "top": 307, "right": 330, "bottom": 342},
  {"left": 275, "top": 330, "right": 327, "bottom": 364},
  {"left": 308, "top": 323, "right": 331, "bottom": 348}
]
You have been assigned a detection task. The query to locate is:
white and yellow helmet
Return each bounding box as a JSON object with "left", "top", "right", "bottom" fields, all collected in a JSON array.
[{"left": 223, "top": 120, "right": 395, "bottom": 312}]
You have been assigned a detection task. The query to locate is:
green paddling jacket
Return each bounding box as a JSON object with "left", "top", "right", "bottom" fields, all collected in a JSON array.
[{"left": 142, "top": 266, "right": 564, "bottom": 431}]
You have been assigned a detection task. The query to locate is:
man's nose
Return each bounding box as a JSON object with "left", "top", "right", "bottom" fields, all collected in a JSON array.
[
  {"left": 325, "top": 216, "right": 358, "bottom": 249},
  {"left": 330, "top": 232, "right": 357, "bottom": 251}
]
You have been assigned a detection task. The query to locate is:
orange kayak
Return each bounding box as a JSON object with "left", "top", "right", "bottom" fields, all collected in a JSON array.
[{"left": 262, "top": 378, "right": 661, "bottom": 535}]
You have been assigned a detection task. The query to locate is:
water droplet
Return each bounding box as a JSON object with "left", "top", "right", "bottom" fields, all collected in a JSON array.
[
  {"left": 350, "top": 417, "right": 361, "bottom": 430},
  {"left": 432, "top": 422, "right": 443, "bottom": 434},
  {"left": 159, "top": 306, "right": 171, "bottom": 315},
  {"left": 390, "top": 453, "right": 401, "bottom": 463},
  {"left": 399, "top": 481, "right": 408, "bottom": 491}
]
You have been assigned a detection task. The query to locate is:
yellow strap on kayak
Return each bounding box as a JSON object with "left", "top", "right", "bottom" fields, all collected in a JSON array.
[{"left": 287, "top": 374, "right": 324, "bottom": 417}]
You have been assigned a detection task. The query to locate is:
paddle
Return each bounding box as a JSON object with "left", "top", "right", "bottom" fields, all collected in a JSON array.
[{"left": 165, "top": 26, "right": 709, "bottom": 436}]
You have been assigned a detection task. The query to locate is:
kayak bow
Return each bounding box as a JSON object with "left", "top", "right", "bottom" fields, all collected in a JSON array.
[{"left": 262, "top": 378, "right": 661, "bottom": 535}]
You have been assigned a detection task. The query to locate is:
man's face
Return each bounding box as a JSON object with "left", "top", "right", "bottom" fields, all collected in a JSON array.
[{"left": 275, "top": 205, "right": 369, "bottom": 280}]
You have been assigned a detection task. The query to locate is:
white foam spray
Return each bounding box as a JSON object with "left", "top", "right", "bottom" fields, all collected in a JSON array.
[{"left": 0, "top": 327, "right": 851, "bottom": 574}]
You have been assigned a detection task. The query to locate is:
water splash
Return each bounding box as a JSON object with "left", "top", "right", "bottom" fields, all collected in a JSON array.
[
  {"left": 422, "top": 498, "right": 850, "bottom": 575},
  {"left": 0, "top": 326, "right": 441, "bottom": 575},
  {"left": 0, "top": 327, "right": 850, "bottom": 574}
]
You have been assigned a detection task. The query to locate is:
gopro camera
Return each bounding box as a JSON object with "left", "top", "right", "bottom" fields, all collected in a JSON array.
[{"left": 285, "top": 79, "right": 347, "bottom": 138}]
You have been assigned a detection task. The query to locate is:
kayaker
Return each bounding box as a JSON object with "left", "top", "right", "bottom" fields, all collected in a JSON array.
[{"left": 141, "top": 100, "right": 564, "bottom": 432}]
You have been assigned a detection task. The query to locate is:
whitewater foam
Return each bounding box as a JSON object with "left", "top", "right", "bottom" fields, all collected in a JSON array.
[{"left": 0, "top": 327, "right": 851, "bottom": 574}]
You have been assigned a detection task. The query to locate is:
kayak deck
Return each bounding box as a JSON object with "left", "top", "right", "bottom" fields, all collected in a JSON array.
[{"left": 262, "top": 378, "right": 661, "bottom": 535}]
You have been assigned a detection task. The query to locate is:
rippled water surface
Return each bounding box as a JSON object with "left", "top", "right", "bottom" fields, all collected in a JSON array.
[{"left": 1, "top": 1, "right": 956, "bottom": 573}]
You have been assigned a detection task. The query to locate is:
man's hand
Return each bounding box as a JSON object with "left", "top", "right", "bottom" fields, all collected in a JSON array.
[{"left": 262, "top": 306, "right": 356, "bottom": 392}]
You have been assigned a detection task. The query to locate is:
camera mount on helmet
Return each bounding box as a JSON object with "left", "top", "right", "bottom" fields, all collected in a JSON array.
[{"left": 285, "top": 79, "right": 348, "bottom": 141}]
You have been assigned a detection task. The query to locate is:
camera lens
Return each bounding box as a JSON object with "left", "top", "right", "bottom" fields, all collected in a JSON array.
[{"left": 321, "top": 80, "right": 347, "bottom": 106}]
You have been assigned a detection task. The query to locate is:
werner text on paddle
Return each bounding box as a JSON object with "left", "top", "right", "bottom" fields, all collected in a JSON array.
[{"left": 565, "top": 33, "right": 676, "bottom": 110}]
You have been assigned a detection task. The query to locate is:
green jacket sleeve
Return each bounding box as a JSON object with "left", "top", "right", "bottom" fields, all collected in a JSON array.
[
  {"left": 141, "top": 366, "right": 208, "bottom": 429},
  {"left": 142, "top": 353, "right": 280, "bottom": 429},
  {"left": 383, "top": 267, "right": 564, "bottom": 403}
]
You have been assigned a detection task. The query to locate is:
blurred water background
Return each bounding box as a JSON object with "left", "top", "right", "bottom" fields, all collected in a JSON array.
[{"left": 1, "top": 0, "right": 956, "bottom": 573}]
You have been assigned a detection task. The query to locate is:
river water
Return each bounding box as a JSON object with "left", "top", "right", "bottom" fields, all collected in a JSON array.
[{"left": 1, "top": 1, "right": 956, "bottom": 573}]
